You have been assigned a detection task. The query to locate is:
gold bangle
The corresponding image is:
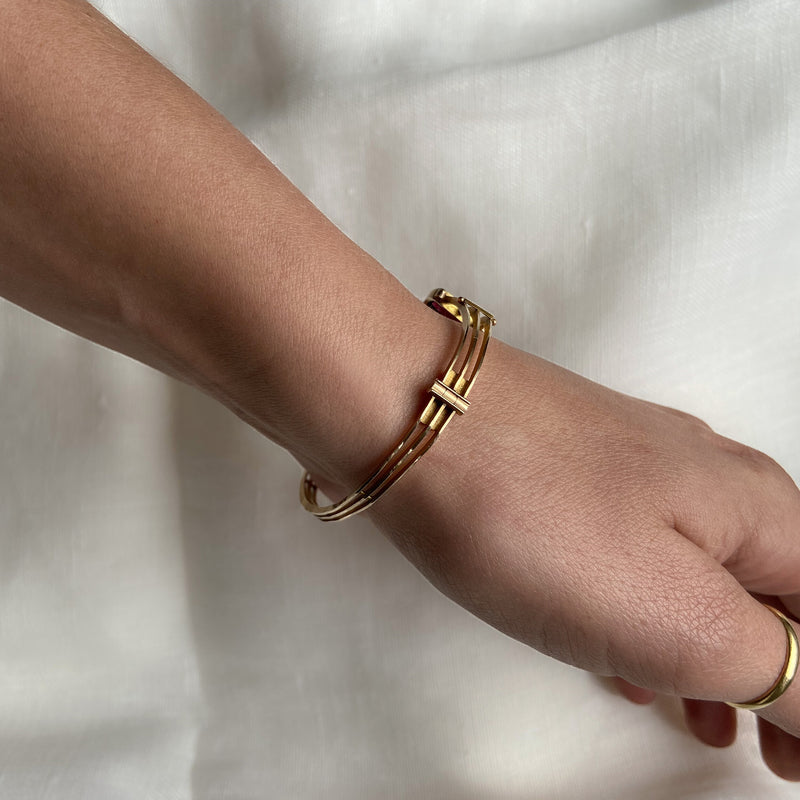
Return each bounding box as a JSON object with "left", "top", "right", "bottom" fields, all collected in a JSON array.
[
  {"left": 299, "top": 288, "right": 495, "bottom": 521},
  {"left": 726, "top": 605, "right": 799, "bottom": 710}
]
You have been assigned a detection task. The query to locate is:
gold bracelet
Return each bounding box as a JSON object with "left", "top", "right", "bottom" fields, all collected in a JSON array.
[{"left": 299, "top": 288, "right": 496, "bottom": 521}]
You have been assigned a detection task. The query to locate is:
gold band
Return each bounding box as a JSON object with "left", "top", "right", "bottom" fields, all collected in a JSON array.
[
  {"left": 299, "top": 288, "right": 495, "bottom": 521},
  {"left": 726, "top": 605, "right": 799, "bottom": 710}
]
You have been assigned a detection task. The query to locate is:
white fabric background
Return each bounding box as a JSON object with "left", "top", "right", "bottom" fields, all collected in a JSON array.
[{"left": 1, "top": 0, "right": 799, "bottom": 797}]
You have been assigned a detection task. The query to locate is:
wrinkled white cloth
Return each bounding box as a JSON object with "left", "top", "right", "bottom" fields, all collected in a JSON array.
[{"left": 1, "top": 0, "right": 799, "bottom": 797}]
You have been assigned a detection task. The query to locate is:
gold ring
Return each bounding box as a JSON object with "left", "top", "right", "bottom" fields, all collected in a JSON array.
[{"left": 726, "top": 605, "right": 798, "bottom": 710}]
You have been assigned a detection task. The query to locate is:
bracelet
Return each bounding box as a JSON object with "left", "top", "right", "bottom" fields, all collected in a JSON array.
[{"left": 299, "top": 288, "right": 496, "bottom": 521}]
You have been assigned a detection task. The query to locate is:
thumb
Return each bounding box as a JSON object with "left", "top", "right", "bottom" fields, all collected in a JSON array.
[
  {"left": 675, "top": 447, "right": 800, "bottom": 717},
  {"left": 739, "top": 595, "right": 800, "bottom": 781},
  {"left": 709, "top": 460, "right": 800, "bottom": 729},
  {"left": 662, "top": 576, "right": 800, "bottom": 781},
  {"left": 652, "top": 539, "right": 800, "bottom": 780},
  {"left": 669, "top": 449, "right": 800, "bottom": 781},
  {"left": 624, "top": 537, "right": 799, "bottom": 728},
  {"left": 718, "top": 598, "right": 799, "bottom": 717},
  {"left": 740, "top": 600, "right": 800, "bottom": 782}
]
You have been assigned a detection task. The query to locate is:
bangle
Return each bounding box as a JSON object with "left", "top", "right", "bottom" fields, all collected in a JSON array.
[{"left": 299, "top": 288, "right": 496, "bottom": 521}]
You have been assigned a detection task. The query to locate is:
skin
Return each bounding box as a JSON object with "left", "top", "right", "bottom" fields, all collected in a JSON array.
[
  {"left": 1, "top": 0, "right": 799, "bottom": 783},
  {"left": 362, "top": 340, "right": 800, "bottom": 780}
]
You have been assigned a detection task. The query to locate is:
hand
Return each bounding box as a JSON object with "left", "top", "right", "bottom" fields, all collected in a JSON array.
[{"left": 351, "top": 335, "right": 800, "bottom": 781}]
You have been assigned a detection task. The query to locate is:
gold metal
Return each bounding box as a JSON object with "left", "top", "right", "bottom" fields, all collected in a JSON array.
[
  {"left": 299, "top": 288, "right": 494, "bottom": 521},
  {"left": 430, "top": 379, "right": 470, "bottom": 415},
  {"left": 726, "top": 605, "right": 799, "bottom": 710}
]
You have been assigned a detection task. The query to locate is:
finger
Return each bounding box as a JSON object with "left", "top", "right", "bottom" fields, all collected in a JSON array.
[
  {"left": 758, "top": 717, "right": 800, "bottom": 782},
  {"left": 639, "top": 399, "right": 714, "bottom": 431},
  {"left": 682, "top": 699, "right": 736, "bottom": 748},
  {"left": 614, "top": 677, "right": 656, "bottom": 705}
]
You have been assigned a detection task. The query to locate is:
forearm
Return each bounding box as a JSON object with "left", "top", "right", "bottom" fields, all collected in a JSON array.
[{"left": 0, "top": 0, "right": 460, "bottom": 490}]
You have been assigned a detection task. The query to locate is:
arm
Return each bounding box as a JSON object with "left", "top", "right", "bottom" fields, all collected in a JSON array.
[
  {"left": 0, "top": 0, "right": 458, "bottom": 495},
  {"left": 2, "top": 0, "right": 799, "bottom": 781}
]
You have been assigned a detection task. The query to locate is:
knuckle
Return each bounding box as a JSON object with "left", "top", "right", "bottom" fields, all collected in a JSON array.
[
  {"left": 737, "top": 445, "right": 799, "bottom": 505},
  {"left": 719, "top": 438, "right": 786, "bottom": 483},
  {"left": 681, "top": 411, "right": 714, "bottom": 432},
  {"left": 710, "top": 436, "right": 798, "bottom": 510},
  {"left": 740, "top": 444, "right": 781, "bottom": 473},
  {"left": 645, "top": 400, "right": 714, "bottom": 432}
]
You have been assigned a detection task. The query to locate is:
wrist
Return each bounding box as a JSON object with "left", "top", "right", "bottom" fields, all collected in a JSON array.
[
  {"left": 219, "top": 265, "right": 466, "bottom": 496},
  {"left": 300, "top": 289, "right": 499, "bottom": 519},
  {"left": 150, "top": 218, "right": 465, "bottom": 495}
]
